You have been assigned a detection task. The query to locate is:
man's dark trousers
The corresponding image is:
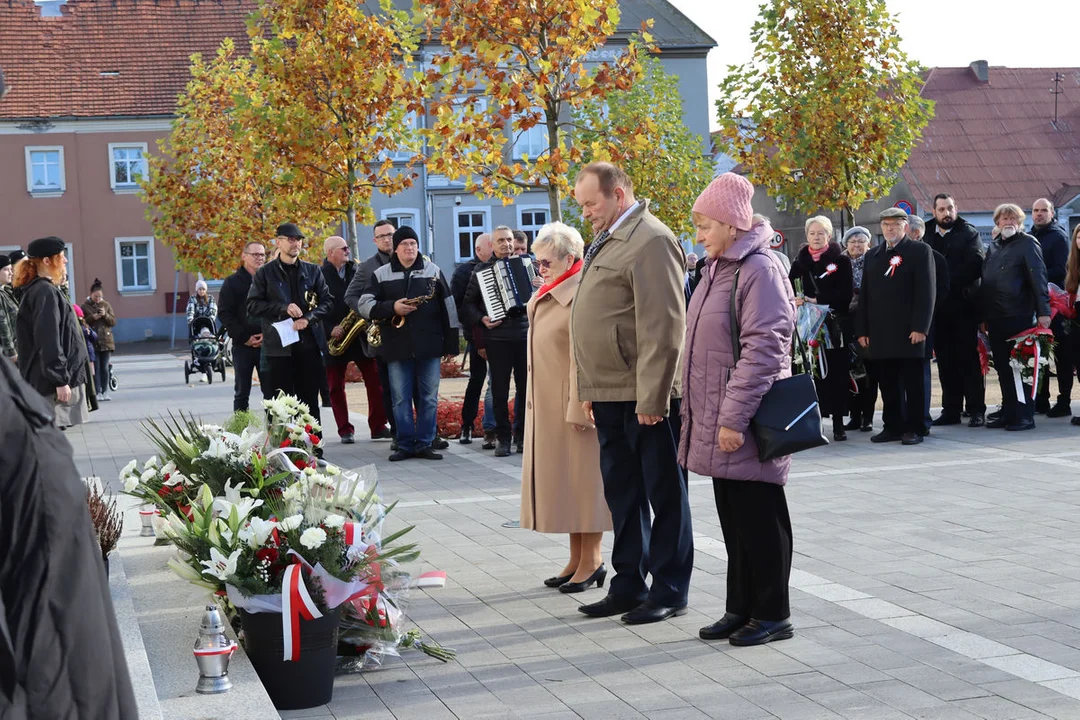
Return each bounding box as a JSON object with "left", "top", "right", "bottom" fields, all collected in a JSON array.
[
  {"left": 268, "top": 345, "right": 324, "bottom": 426},
  {"left": 375, "top": 357, "right": 397, "bottom": 438},
  {"left": 989, "top": 315, "right": 1037, "bottom": 425},
  {"left": 877, "top": 358, "right": 926, "bottom": 436},
  {"left": 935, "top": 311, "right": 986, "bottom": 417},
  {"left": 1036, "top": 314, "right": 1074, "bottom": 409},
  {"left": 592, "top": 399, "right": 693, "bottom": 607},
  {"left": 232, "top": 343, "right": 270, "bottom": 412},
  {"left": 487, "top": 339, "right": 527, "bottom": 443},
  {"left": 461, "top": 342, "right": 488, "bottom": 431}
]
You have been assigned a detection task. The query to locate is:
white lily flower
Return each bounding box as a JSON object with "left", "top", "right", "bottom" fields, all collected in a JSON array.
[
  {"left": 244, "top": 517, "right": 277, "bottom": 549},
  {"left": 161, "top": 472, "right": 187, "bottom": 487},
  {"left": 278, "top": 514, "right": 304, "bottom": 532},
  {"left": 165, "top": 513, "right": 189, "bottom": 537},
  {"left": 199, "top": 547, "right": 241, "bottom": 581},
  {"left": 143, "top": 455, "right": 159, "bottom": 469},
  {"left": 139, "top": 468, "right": 157, "bottom": 483},
  {"left": 162, "top": 461, "right": 177, "bottom": 476},
  {"left": 123, "top": 475, "right": 139, "bottom": 493},
  {"left": 299, "top": 527, "right": 327, "bottom": 550},
  {"left": 202, "top": 436, "right": 232, "bottom": 460}
]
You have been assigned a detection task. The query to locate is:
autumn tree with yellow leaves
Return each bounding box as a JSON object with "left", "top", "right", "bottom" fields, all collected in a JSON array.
[{"left": 716, "top": 0, "right": 933, "bottom": 224}]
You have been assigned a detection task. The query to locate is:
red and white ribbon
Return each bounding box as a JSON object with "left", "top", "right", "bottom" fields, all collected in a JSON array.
[
  {"left": 281, "top": 563, "right": 322, "bottom": 662},
  {"left": 343, "top": 522, "right": 365, "bottom": 548},
  {"left": 818, "top": 263, "right": 837, "bottom": 279},
  {"left": 885, "top": 255, "right": 903, "bottom": 277},
  {"left": 1031, "top": 339, "right": 1041, "bottom": 401}
]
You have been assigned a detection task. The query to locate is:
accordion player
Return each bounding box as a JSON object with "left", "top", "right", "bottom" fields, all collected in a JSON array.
[{"left": 476, "top": 256, "right": 538, "bottom": 322}]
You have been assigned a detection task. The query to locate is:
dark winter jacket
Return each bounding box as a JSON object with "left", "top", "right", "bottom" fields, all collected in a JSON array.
[
  {"left": 0, "top": 286, "right": 15, "bottom": 359},
  {"left": 460, "top": 256, "right": 530, "bottom": 346},
  {"left": 1031, "top": 222, "right": 1069, "bottom": 288},
  {"left": 246, "top": 258, "right": 334, "bottom": 358},
  {"left": 855, "top": 237, "right": 936, "bottom": 360},
  {"left": 0, "top": 359, "right": 138, "bottom": 719},
  {"left": 79, "top": 298, "right": 116, "bottom": 353},
  {"left": 15, "top": 277, "right": 89, "bottom": 397},
  {"left": 321, "top": 259, "right": 356, "bottom": 330},
  {"left": 925, "top": 216, "right": 984, "bottom": 316},
  {"left": 981, "top": 231, "right": 1051, "bottom": 321},
  {"left": 788, "top": 243, "right": 854, "bottom": 317},
  {"left": 354, "top": 255, "right": 459, "bottom": 362},
  {"left": 346, "top": 249, "right": 392, "bottom": 317},
  {"left": 218, "top": 266, "right": 261, "bottom": 345},
  {"left": 450, "top": 257, "right": 483, "bottom": 309}
]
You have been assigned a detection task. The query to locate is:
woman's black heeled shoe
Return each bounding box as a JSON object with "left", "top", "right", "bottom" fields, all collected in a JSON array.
[
  {"left": 543, "top": 572, "right": 574, "bottom": 588},
  {"left": 559, "top": 565, "right": 607, "bottom": 594}
]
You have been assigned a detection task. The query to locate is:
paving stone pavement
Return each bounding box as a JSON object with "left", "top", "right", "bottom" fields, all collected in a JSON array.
[{"left": 75, "top": 352, "right": 1080, "bottom": 719}]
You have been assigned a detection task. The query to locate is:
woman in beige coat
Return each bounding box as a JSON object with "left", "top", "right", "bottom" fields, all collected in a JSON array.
[{"left": 521, "top": 222, "right": 612, "bottom": 593}]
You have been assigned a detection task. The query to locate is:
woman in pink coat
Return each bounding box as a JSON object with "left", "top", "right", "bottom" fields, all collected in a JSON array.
[{"left": 678, "top": 173, "right": 797, "bottom": 647}]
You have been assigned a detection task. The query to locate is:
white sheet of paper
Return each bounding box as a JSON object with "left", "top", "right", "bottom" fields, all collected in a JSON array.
[{"left": 272, "top": 318, "right": 300, "bottom": 347}]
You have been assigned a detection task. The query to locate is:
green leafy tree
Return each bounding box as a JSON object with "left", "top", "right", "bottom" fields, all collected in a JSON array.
[
  {"left": 571, "top": 54, "right": 713, "bottom": 239},
  {"left": 716, "top": 0, "right": 934, "bottom": 224}
]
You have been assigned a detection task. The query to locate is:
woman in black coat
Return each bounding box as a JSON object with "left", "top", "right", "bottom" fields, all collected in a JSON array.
[
  {"left": 789, "top": 216, "right": 853, "bottom": 441},
  {"left": 12, "top": 237, "right": 89, "bottom": 429}
]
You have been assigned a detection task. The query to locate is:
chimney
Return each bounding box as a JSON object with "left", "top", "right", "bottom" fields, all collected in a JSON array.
[
  {"left": 969, "top": 60, "right": 989, "bottom": 84},
  {"left": 34, "top": 0, "right": 66, "bottom": 17}
]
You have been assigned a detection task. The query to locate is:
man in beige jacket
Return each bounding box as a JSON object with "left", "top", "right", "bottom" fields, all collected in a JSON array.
[{"left": 570, "top": 162, "right": 694, "bottom": 626}]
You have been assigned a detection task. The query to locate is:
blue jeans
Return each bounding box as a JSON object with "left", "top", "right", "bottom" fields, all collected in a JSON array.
[{"left": 387, "top": 357, "right": 441, "bottom": 453}]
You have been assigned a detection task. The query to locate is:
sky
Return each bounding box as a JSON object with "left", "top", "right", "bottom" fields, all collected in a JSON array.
[{"left": 669, "top": 0, "right": 1080, "bottom": 131}]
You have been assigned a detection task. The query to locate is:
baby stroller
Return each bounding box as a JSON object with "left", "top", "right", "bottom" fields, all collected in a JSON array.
[{"left": 185, "top": 316, "right": 227, "bottom": 384}]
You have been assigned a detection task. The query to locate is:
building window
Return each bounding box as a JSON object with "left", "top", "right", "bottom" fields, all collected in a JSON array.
[
  {"left": 517, "top": 206, "right": 549, "bottom": 243},
  {"left": 512, "top": 115, "right": 548, "bottom": 160},
  {"left": 383, "top": 209, "right": 419, "bottom": 231},
  {"left": 115, "top": 237, "right": 156, "bottom": 293},
  {"left": 109, "top": 143, "right": 148, "bottom": 191},
  {"left": 455, "top": 208, "right": 490, "bottom": 262},
  {"left": 384, "top": 112, "right": 420, "bottom": 163},
  {"left": 25, "top": 146, "right": 65, "bottom": 196}
]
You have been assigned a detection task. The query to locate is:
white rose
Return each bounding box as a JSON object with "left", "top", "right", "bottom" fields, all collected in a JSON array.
[
  {"left": 299, "top": 527, "right": 327, "bottom": 550},
  {"left": 278, "top": 514, "right": 304, "bottom": 532}
]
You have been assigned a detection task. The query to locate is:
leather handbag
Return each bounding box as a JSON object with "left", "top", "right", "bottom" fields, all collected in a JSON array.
[{"left": 730, "top": 264, "right": 829, "bottom": 462}]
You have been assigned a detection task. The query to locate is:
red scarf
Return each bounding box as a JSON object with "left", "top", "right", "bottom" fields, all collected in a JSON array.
[
  {"left": 536, "top": 259, "right": 583, "bottom": 299},
  {"left": 808, "top": 244, "right": 828, "bottom": 262}
]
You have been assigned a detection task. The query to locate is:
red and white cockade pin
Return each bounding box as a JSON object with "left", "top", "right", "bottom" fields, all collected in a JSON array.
[
  {"left": 885, "top": 255, "right": 903, "bottom": 277},
  {"left": 818, "top": 263, "right": 838, "bottom": 279}
]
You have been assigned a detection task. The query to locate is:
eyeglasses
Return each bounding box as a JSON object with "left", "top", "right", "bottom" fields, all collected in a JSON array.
[
  {"left": 245, "top": 251, "right": 266, "bottom": 258},
  {"left": 535, "top": 256, "right": 569, "bottom": 269},
  {"left": 333, "top": 246, "right": 349, "bottom": 253},
  {"left": 375, "top": 233, "right": 395, "bottom": 240}
]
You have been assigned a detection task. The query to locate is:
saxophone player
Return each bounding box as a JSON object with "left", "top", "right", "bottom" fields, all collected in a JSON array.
[
  {"left": 353, "top": 226, "right": 459, "bottom": 461},
  {"left": 321, "top": 236, "right": 391, "bottom": 444}
]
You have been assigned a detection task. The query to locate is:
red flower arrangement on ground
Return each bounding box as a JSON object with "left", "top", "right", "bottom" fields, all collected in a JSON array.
[{"left": 435, "top": 396, "right": 516, "bottom": 438}]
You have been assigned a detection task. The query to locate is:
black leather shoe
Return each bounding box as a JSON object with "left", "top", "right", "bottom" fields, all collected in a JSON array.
[
  {"left": 459, "top": 427, "right": 473, "bottom": 445},
  {"left": 578, "top": 594, "right": 642, "bottom": 618},
  {"left": 371, "top": 427, "right": 393, "bottom": 440},
  {"left": 729, "top": 619, "right": 794, "bottom": 646},
  {"left": 699, "top": 613, "right": 748, "bottom": 640},
  {"left": 543, "top": 572, "right": 573, "bottom": 588},
  {"left": 871, "top": 430, "right": 902, "bottom": 443},
  {"left": 860, "top": 423, "right": 873, "bottom": 432},
  {"left": 494, "top": 441, "right": 511, "bottom": 457},
  {"left": 968, "top": 414, "right": 985, "bottom": 428},
  {"left": 844, "top": 418, "right": 861, "bottom": 431},
  {"left": 1048, "top": 402, "right": 1072, "bottom": 418},
  {"left": 986, "top": 417, "right": 1008, "bottom": 429},
  {"left": 559, "top": 566, "right": 607, "bottom": 594},
  {"left": 341, "top": 433, "right": 355, "bottom": 444},
  {"left": 833, "top": 429, "right": 847, "bottom": 442},
  {"left": 481, "top": 431, "right": 497, "bottom": 450},
  {"left": 901, "top": 432, "right": 924, "bottom": 445},
  {"left": 415, "top": 447, "right": 444, "bottom": 460},
  {"left": 432, "top": 437, "right": 450, "bottom": 450},
  {"left": 932, "top": 414, "right": 961, "bottom": 426},
  {"left": 1006, "top": 420, "right": 1036, "bottom": 432},
  {"left": 987, "top": 410, "right": 1003, "bottom": 422},
  {"left": 621, "top": 600, "right": 688, "bottom": 625},
  {"left": 388, "top": 449, "right": 412, "bottom": 462}
]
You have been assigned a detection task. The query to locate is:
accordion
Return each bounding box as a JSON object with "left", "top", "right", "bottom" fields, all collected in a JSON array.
[{"left": 477, "top": 256, "right": 538, "bottom": 322}]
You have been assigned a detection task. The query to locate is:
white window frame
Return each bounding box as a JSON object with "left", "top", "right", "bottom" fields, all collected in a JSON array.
[
  {"left": 108, "top": 142, "right": 149, "bottom": 193},
  {"left": 384, "top": 112, "right": 420, "bottom": 163},
  {"left": 114, "top": 236, "right": 157, "bottom": 295},
  {"left": 511, "top": 114, "right": 548, "bottom": 160},
  {"left": 24, "top": 146, "right": 65, "bottom": 197},
  {"left": 516, "top": 205, "right": 549, "bottom": 243},
  {"left": 381, "top": 208, "right": 420, "bottom": 231},
  {"left": 454, "top": 207, "right": 491, "bottom": 262}
]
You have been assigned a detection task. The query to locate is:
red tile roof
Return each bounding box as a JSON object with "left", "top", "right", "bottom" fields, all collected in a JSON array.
[
  {"left": 901, "top": 66, "right": 1080, "bottom": 212},
  {"left": 0, "top": 0, "right": 255, "bottom": 119}
]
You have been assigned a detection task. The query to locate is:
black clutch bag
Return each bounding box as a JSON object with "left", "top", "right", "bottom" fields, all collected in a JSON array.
[{"left": 730, "top": 264, "right": 829, "bottom": 462}]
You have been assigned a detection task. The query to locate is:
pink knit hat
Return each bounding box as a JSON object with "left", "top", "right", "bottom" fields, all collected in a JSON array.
[{"left": 692, "top": 173, "right": 754, "bottom": 231}]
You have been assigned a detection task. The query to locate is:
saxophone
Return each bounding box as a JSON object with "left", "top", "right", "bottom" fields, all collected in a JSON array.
[
  {"left": 327, "top": 310, "right": 382, "bottom": 355},
  {"left": 390, "top": 278, "right": 438, "bottom": 329}
]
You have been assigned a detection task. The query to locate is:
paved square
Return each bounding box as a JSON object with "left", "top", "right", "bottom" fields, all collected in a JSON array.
[{"left": 78, "top": 352, "right": 1080, "bottom": 719}]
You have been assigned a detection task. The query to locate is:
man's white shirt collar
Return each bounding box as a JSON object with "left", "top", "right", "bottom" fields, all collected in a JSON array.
[{"left": 608, "top": 201, "right": 641, "bottom": 235}]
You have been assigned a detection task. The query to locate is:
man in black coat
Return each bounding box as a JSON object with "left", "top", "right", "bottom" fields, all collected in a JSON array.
[
  {"left": 460, "top": 226, "right": 529, "bottom": 457},
  {"left": 1032, "top": 198, "right": 1073, "bottom": 415},
  {"left": 856, "top": 208, "right": 936, "bottom": 445},
  {"left": 246, "top": 223, "right": 334, "bottom": 425},
  {"left": 0, "top": 358, "right": 137, "bottom": 718},
  {"left": 908, "top": 216, "right": 951, "bottom": 435},
  {"left": 925, "top": 193, "right": 987, "bottom": 427},
  {"left": 218, "top": 241, "right": 268, "bottom": 412},
  {"left": 450, "top": 233, "right": 496, "bottom": 445},
  {"left": 321, "top": 236, "right": 390, "bottom": 444}
]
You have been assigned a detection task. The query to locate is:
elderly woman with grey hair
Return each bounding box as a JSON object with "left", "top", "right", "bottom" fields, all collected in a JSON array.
[
  {"left": 520, "top": 221, "right": 612, "bottom": 593},
  {"left": 843, "top": 226, "right": 876, "bottom": 431}
]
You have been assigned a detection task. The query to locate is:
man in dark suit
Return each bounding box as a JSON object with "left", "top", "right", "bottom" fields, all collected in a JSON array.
[
  {"left": 856, "top": 208, "right": 936, "bottom": 445},
  {"left": 925, "top": 193, "right": 986, "bottom": 427},
  {"left": 1031, "top": 198, "right": 1072, "bottom": 416},
  {"left": 217, "top": 241, "right": 269, "bottom": 412},
  {"left": 908, "top": 216, "right": 950, "bottom": 435},
  {"left": 321, "top": 236, "right": 390, "bottom": 444}
]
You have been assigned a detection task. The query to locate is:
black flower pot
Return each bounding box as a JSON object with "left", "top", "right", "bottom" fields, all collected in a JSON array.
[{"left": 239, "top": 607, "right": 342, "bottom": 710}]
